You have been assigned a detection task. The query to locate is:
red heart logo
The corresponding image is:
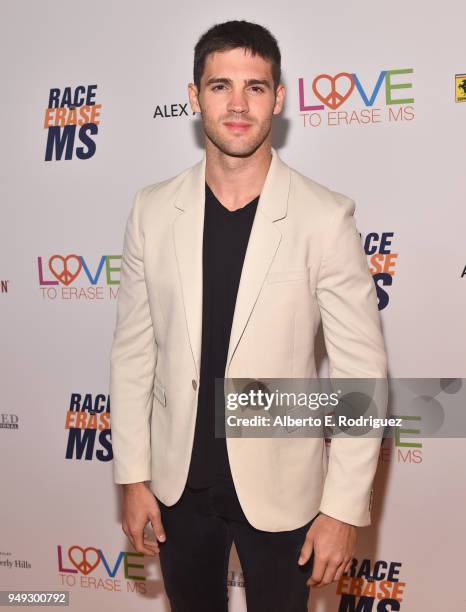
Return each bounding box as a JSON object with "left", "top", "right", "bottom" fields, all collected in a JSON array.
[
  {"left": 68, "top": 546, "right": 101, "bottom": 575},
  {"left": 48, "top": 255, "right": 82, "bottom": 286},
  {"left": 312, "top": 73, "right": 355, "bottom": 110}
]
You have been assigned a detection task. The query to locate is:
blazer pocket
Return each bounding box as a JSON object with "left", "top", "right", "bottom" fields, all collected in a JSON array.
[
  {"left": 153, "top": 377, "right": 166, "bottom": 406},
  {"left": 265, "top": 267, "right": 310, "bottom": 284}
]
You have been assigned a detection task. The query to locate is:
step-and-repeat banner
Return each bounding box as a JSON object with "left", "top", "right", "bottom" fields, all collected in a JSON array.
[{"left": 2, "top": 1, "right": 465, "bottom": 610}]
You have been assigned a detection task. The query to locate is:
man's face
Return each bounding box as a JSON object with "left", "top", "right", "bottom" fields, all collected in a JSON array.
[{"left": 188, "top": 47, "right": 285, "bottom": 157}]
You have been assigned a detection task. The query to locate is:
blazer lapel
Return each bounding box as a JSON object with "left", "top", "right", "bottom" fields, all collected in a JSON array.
[
  {"left": 225, "top": 149, "right": 290, "bottom": 375},
  {"left": 172, "top": 147, "right": 291, "bottom": 379},
  {"left": 172, "top": 154, "right": 206, "bottom": 379}
]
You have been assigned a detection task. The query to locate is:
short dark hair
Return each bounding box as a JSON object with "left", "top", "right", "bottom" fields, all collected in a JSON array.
[{"left": 193, "top": 20, "right": 281, "bottom": 93}]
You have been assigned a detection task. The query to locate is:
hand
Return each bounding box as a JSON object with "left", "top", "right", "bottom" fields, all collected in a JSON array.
[
  {"left": 298, "top": 512, "right": 356, "bottom": 588},
  {"left": 121, "top": 482, "right": 166, "bottom": 556}
]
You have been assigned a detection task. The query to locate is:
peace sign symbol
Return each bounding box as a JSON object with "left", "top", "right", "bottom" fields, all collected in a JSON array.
[
  {"left": 68, "top": 546, "right": 101, "bottom": 575},
  {"left": 312, "top": 73, "right": 355, "bottom": 110},
  {"left": 48, "top": 254, "right": 82, "bottom": 286}
]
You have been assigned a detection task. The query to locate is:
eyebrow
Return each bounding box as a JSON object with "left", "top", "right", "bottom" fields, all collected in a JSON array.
[{"left": 205, "top": 77, "right": 272, "bottom": 89}]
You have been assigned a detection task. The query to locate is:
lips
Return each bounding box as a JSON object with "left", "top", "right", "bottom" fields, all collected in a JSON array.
[{"left": 223, "top": 122, "right": 252, "bottom": 132}]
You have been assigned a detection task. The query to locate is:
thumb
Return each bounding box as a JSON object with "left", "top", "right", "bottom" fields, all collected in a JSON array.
[
  {"left": 298, "top": 531, "right": 314, "bottom": 566},
  {"left": 150, "top": 512, "right": 166, "bottom": 543}
]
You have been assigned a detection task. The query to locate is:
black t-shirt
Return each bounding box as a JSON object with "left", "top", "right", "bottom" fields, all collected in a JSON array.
[{"left": 186, "top": 182, "right": 259, "bottom": 520}]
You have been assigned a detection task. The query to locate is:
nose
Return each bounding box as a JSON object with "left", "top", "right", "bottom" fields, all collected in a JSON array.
[{"left": 227, "top": 87, "right": 249, "bottom": 115}]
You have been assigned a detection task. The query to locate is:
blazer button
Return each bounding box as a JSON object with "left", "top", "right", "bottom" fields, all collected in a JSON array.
[{"left": 192, "top": 379, "right": 197, "bottom": 390}]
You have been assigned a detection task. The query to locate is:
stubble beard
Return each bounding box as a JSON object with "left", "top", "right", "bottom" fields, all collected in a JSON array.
[{"left": 201, "top": 114, "right": 272, "bottom": 159}]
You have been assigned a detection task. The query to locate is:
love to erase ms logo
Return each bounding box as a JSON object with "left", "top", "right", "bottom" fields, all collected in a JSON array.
[
  {"left": 37, "top": 255, "right": 121, "bottom": 300},
  {"left": 65, "top": 393, "right": 112, "bottom": 462},
  {"left": 298, "top": 68, "right": 414, "bottom": 128},
  {"left": 57, "top": 544, "right": 146, "bottom": 593},
  {"left": 336, "top": 558, "right": 406, "bottom": 611},
  {"left": 44, "top": 85, "right": 102, "bottom": 161}
]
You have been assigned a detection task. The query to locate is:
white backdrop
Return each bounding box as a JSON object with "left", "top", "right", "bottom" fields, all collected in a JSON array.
[{"left": 1, "top": 1, "right": 465, "bottom": 610}]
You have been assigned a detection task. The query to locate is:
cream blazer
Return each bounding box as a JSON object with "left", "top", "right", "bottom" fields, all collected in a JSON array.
[{"left": 109, "top": 147, "right": 388, "bottom": 531}]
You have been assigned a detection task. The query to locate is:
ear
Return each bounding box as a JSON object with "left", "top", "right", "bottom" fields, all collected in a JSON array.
[
  {"left": 188, "top": 83, "right": 201, "bottom": 114},
  {"left": 273, "top": 83, "right": 286, "bottom": 115}
]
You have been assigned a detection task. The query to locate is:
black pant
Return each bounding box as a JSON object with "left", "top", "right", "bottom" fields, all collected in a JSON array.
[{"left": 155, "top": 484, "right": 316, "bottom": 612}]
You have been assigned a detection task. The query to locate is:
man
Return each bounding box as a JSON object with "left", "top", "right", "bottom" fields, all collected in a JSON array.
[{"left": 110, "top": 20, "right": 388, "bottom": 612}]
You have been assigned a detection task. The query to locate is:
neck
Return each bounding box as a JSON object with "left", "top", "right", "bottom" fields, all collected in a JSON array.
[{"left": 204, "top": 140, "right": 272, "bottom": 211}]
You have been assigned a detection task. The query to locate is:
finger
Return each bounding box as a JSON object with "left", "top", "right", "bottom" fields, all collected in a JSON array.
[
  {"left": 125, "top": 531, "right": 136, "bottom": 552},
  {"left": 298, "top": 532, "right": 314, "bottom": 565},
  {"left": 123, "top": 525, "right": 139, "bottom": 552},
  {"left": 144, "top": 544, "right": 159, "bottom": 554},
  {"left": 307, "top": 556, "right": 327, "bottom": 587},
  {"left": 333, "top": 560, "right": 350, "bottom": 583},
  {"left": 143, "top": 535, "right": 160, "bottom": 553},
  {"left": 143, "top": 534, "right": 159, "bottom": 545},
  {"left": 132, "top": 528, "right": 157, "bottom": 556},
  {"left": 316, "top": 561, "right": 339, "bottom": 587},
  {"left": 150, "top": 513, "right": 166, "bottom": 543}
]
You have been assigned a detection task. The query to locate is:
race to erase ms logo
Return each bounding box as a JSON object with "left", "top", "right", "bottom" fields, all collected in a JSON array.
[
  {"left": 361, "top": 232, "right": 398, "bottom": 311},
  {"left": 65, "top": 393, "right": 112, "bottom": 463},
  {"left": 37, "top": 254, "right": 120, "bottom": 300},
  {"left": 336, "top": 557, "right": 406, "bottom": 611},
  {"left": 57, "top": 544, "right": 147, "bottom": 593},
  {"left": 298, "top": 68, "right": 414, "bottom": 128},
  {"left": 44, "top": 85, "right": 102, "bottom": 161}
]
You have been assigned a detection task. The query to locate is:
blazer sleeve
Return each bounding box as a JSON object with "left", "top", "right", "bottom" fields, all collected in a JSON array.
[
  {"left": 109, "top": 188, "right": 157, "bottom": 484},
  {"left": 316, "top": 193, "right": 388, "bottom": 526}
]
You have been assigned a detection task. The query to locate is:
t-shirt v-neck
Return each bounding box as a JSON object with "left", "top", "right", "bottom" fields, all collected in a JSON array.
[
  {"left": 205, "top": 183, "right": 260, "bottom": 216},
  {"left": 186, "top": 181, "right": 260, "bottom": 520}
]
